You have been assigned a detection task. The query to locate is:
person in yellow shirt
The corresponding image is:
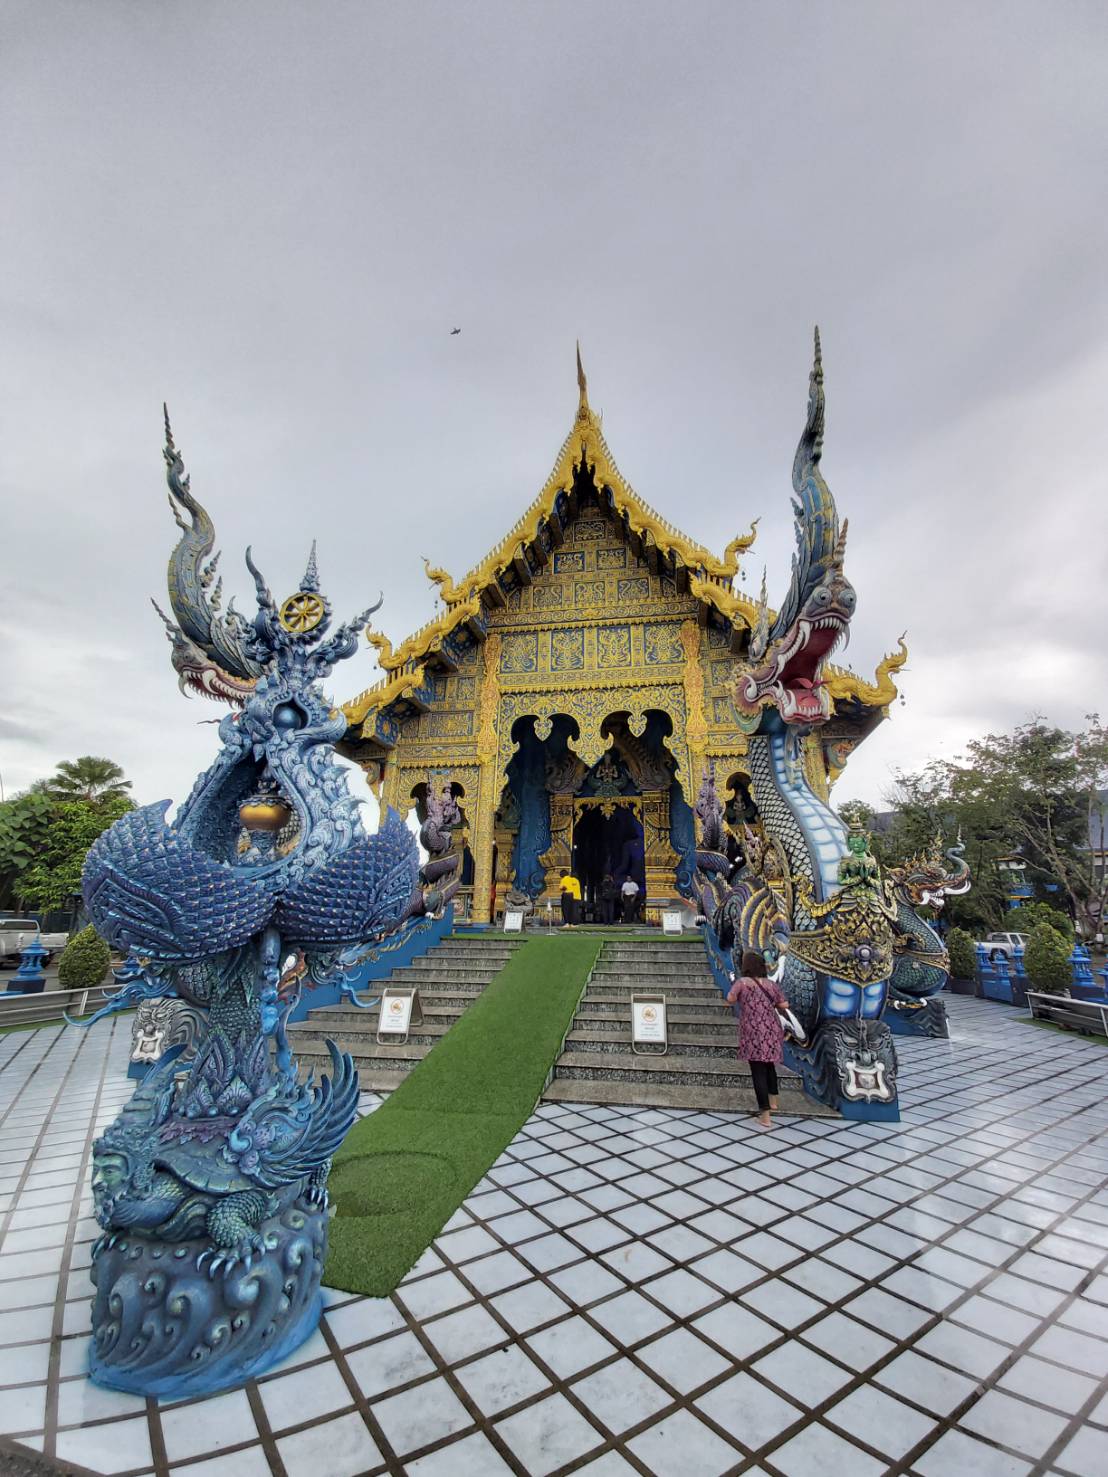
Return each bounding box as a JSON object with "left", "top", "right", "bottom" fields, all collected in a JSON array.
[{"left": 559, "top": 870, "right": 582, "bottom": 926}]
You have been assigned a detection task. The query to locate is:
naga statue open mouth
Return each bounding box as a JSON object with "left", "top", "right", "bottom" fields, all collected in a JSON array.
[
  {"left": 738, "top": 579, "right": 855, "bottom": 725},
  {"left": 735, "top": 328, "right": 856, "bottom": 729}
]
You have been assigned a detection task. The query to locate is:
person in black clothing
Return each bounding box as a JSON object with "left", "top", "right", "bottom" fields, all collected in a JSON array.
[{"left": 600, "top": 873, "right": 618, "bottom": 925}]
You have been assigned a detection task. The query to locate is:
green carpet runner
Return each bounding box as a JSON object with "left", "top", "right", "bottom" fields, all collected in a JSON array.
[{"left": 325, "top": 934, "right": 601, "bottom": 1295}]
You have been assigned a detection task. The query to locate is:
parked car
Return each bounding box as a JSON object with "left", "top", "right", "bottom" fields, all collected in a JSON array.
[
  {"left": 979, "top": 931, "right": 1028, "bottom": 962},
  {"left": 0, "top": 919, "right": 68, "bottom": 968}
]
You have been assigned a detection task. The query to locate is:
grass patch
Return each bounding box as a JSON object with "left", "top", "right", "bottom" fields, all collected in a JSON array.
[
  {"left": 1018, "top": 1014, "right": 1108, "bottom": 1045},
  {"left": 326, "top": 933, "right": 602, "bottom": 1295}
]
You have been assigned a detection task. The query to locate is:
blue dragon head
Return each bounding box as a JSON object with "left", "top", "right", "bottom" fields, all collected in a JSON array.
[
  {"left": 82, "top": 413, "right": 439, "bottom": 967},
  {"left": 736, "top": 330, "right": 856, "bottom": 727}
]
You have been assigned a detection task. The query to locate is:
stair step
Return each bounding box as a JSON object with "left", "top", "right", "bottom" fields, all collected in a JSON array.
[
  {"left": 294, "top": 1040, "right": 430, "bottom": 1065},
  {"left": 577, "top": 998, "right": 727, "bottom": 1019},
  {"left": 542, "top": 1078, "right": 827, "bottom": 1114},
  {"left": 565, "top": 1029, "right": 735, "bottom": 1058},
  {"left": 571, "top": 1011, "right": 734, "bottom": 1035},
  {"left": 583, "top": 984, "right": 722, "bottom": 1003},
  {"left": 292, "top": 1006, "right": 463, "bottom": 1027},
  {"left": 599, "top": 947, "right": 707, "bottom": 957},
  {"left": 397, "top": 966, "right": 509, "bottom": 979},
  {"left": 555, "top": 1049, "right": 771, "bottom": 1081},
  {"left": 292, "top": 1023, "right": 452, "bottom": 1046}
]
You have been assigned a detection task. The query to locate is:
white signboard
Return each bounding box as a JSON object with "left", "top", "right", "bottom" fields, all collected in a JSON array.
[
  {"left": 631, "top": 993, "right": 668, "bottom": 1055},
  {"left": 661, "top": 907, "right": 684, "bottom": 936},
  {"left": 377, "top": 988, "right": 422, "bottom": 1045},
  {"left": 504, "top": 909, "right": 525, "bottom": 933}
]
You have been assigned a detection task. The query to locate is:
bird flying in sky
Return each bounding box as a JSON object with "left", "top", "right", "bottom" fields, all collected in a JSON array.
[{"left": 450, "top": 327, "right": 461, "bottom": 335}]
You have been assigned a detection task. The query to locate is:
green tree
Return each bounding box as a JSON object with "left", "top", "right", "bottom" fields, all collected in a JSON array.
[
  {"left": 0, "top": 791, "right": 55, "bottom": 908},
  {"left": 17, "top": 793, "right": 134, "bottom": 913},
  {"left": 1005, "top": 902, "right": 1074, "bottom": 945},
  {"left": 838, "top": 800, "right": 877, "bottom": 832},
  {"left": 57, "top": 925, "right": 111, "bottom": 989},
  {"left": 948, "top": 716, "right": 1108, "bottom": 941},
  {"left": 1023, "top": 924, "right": 1073, "bottom": 996},
  {"left": 947, "top": 927, "right": 977, "bottom": 981},
  {"left": 45, "top": 756, "right": 132, "bottom": 805}
]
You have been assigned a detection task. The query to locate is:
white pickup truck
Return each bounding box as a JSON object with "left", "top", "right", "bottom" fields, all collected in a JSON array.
[
  {"left": 979, "top": 930, "right": 1029, "bottom": 962},
  {"left": 0, "top": 919, "right": 68, "bottom": 968}
]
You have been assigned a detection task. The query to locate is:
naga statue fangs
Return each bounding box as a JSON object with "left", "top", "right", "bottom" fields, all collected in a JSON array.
[
  {"left": 705, "top": 330, "right": 970, "bottom": 1118},
  {"left": 77, "top": 412, "right": 457, "bottom": 1397}
]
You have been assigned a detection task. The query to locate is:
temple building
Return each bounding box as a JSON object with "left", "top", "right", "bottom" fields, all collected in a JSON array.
[{"left": 339, "top": 354, "right": 906, "bottom": 924}]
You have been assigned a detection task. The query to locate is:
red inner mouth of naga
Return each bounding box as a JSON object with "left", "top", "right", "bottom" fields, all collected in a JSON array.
[{"left": 775, "top": 615, "right": 847, "bottom": 722}]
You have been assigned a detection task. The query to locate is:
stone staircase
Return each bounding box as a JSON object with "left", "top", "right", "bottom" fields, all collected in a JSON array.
[
  {"left": 544, "top": 937, "right": 828, "bottom": 1115},
  {"left": 289, "top": 936, "right": 520, "bottom": 1092}
]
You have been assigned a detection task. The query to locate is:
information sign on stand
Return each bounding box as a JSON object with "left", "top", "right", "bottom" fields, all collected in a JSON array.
[
  {"left": 503, "top": 909, "right": 525, "bottom": 933},
  {"left": 377, "top": 987, "right": 423, "bottom": 1046},
  {"left": 661, "top": 908, "right": 684, "bottom": 936},
  {"left": 631, "top": 992, "right": 668, "bottom": 1056}
]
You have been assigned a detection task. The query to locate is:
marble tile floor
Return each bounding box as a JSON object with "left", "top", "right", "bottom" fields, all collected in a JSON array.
[{"left": 0, "top": 996, "right": 1105, "bottom": 1476}]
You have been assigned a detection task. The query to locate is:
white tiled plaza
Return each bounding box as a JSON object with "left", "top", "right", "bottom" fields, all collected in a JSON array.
[{"left": 0, "top": 996, "right": 1106, "bottom": 1476}]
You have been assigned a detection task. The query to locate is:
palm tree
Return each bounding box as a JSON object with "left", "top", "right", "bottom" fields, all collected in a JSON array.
[{"left": 46, "top": 757, "right": 132, "bottom": 805}]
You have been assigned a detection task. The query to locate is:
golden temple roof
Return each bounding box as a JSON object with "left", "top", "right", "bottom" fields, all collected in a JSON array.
[{"left": 341, "top": 352, "right": 903, "bottom": 733}]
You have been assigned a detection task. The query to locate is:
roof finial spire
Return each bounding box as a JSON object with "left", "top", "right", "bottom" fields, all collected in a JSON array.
[
  {"left": 301, "top": 539, "right": 320, "bottom": 592},
  {"left": 576, "top": 340, "right": 590, "bottom": 419}
]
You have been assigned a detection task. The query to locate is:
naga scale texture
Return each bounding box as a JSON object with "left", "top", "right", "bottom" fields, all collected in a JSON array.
[
  {"left": 706, "top": 331, "right": 972, "bottom": 1115},
  {"left": 78, "top": 415, "right": 457, "bottom": 1397}
]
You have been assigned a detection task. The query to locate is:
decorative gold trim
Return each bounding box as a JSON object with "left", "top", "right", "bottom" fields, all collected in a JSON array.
[
  {"left": 824, "top": 636, "right": 908, "bottom": 710},
  {"left": 340, "top": 356, "right": 762, "bottom": 721},
  {"left": 574, "top": 795, "right": 642, "bottom": 820}
]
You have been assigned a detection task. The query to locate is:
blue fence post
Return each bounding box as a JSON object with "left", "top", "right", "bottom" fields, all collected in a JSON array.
[
  {"left": 7, "top": 936, "right": 47, "bottom": 995},
  {"left": 974, "top": 943, "right": 991, "bottom": 999},
  {"left": 1069, "top": 944, "right": 1101, "bottom": 1000},
  {"left": 1010, "top": 946, "right": 1028, "bottom": 1008}
]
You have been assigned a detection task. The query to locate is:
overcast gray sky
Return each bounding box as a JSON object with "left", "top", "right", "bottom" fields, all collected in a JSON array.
[{"left": 2, "top": 0, "right": 1106, "bottom": 816}]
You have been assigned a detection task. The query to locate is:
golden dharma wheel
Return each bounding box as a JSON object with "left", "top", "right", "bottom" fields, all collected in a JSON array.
[
  {"left": 278, "top": 591, "right": 326, "bottom": 634},
  {"left": 239, "top": 799, "right": 293, "bottom": 833}
]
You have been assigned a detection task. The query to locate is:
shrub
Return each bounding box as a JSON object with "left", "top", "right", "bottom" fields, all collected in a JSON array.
[
  {"left": 947, "top": 927, "right": 976, "bottom": 981},
  {"left": 57, "top": 925, "right": 111, "bottom": 990},
  {"left": 1006, "top": 903, "right": 1074, "bottom": 946},
  {"left": 1023, "top": 924, "right": 1072, "bottom": 996}
]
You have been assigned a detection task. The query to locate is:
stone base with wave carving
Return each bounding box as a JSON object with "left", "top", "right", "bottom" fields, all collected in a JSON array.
[{"left": 89, "top": 1197, "right": 327, "bottom": 1398}]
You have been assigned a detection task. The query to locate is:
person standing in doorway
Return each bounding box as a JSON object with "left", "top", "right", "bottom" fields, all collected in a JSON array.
[
  {"left": 726, "top": 949, "right": 788, "bottom": 1129},
  {"left": 600, "top": 873, "right": 618, "bottom": 926},
  {"left": 559, "top": 869, "right": 581, "bottom": 926},
  {"left": 620, "top": 875, "right": 640, "bottom": 924}
]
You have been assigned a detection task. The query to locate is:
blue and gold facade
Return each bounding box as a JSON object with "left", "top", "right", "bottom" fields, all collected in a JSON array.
[{"left": 340, "top": 353, "right": 904, "bottom": 922}]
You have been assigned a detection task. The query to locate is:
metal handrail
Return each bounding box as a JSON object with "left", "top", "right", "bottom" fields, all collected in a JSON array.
[{"left": 0, "top": 984, "right": 116, "bottom": 1029}]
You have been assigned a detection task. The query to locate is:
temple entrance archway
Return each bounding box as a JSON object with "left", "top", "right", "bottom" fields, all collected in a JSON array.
[{"left": 571, "top": 801, "right": 645, "bottom": 920}]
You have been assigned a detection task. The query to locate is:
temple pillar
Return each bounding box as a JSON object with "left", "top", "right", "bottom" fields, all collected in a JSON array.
[
  {"left": 539, "top": 793, "right": 573, "bottom": 902},
  {"left": 470, "top": 634, "right": 501, "bottom": 925},
  {"left": 680, "top": 619, "right": 709, "bottom": 803},
  {"left": 491, "top": 822, "right": 516, "bottom": 920},
  {"left": 641, "top": 788, "right": 682, "bottom": 919},
  {"left": 468, "top": 768, "right": 498, "bottom": 923}
]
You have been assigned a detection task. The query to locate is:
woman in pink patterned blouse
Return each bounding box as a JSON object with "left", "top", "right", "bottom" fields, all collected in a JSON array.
[{"left": 726, "top": 949, "right": 788, "bottom": 1129}]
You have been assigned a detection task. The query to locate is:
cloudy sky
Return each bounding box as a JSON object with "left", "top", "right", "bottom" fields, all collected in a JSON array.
[{"left": 2, "top": 1, "right": 1106, "bottom": 816}]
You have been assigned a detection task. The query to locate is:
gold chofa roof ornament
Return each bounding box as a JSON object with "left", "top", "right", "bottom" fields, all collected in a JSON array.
[{"left": 341, "top": 347, "right": 903, "bottom": 730}]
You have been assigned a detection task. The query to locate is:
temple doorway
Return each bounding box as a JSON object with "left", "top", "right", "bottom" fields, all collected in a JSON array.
[{"left": 572, "top": 803, "right": 645, "bottom": 920}]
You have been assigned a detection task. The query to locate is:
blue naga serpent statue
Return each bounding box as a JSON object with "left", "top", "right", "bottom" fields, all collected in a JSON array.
[
  {"left": 721, "top": 332, "right": 969, "bottom": 1116},
  {"left": 78, "top": 413, "right": 456, "bottom": 1397}
]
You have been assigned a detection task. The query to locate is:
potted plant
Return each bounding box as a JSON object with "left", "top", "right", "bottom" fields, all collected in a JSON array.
[
  {"left": 1023, "top": 923, "right": 1072, "bottom": 999},
  {"left": 57, "top": 924, "right": 111, "bottom": 993},
  {"left": 946, "top": 927, "right": 977, "bottom": 994}
]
